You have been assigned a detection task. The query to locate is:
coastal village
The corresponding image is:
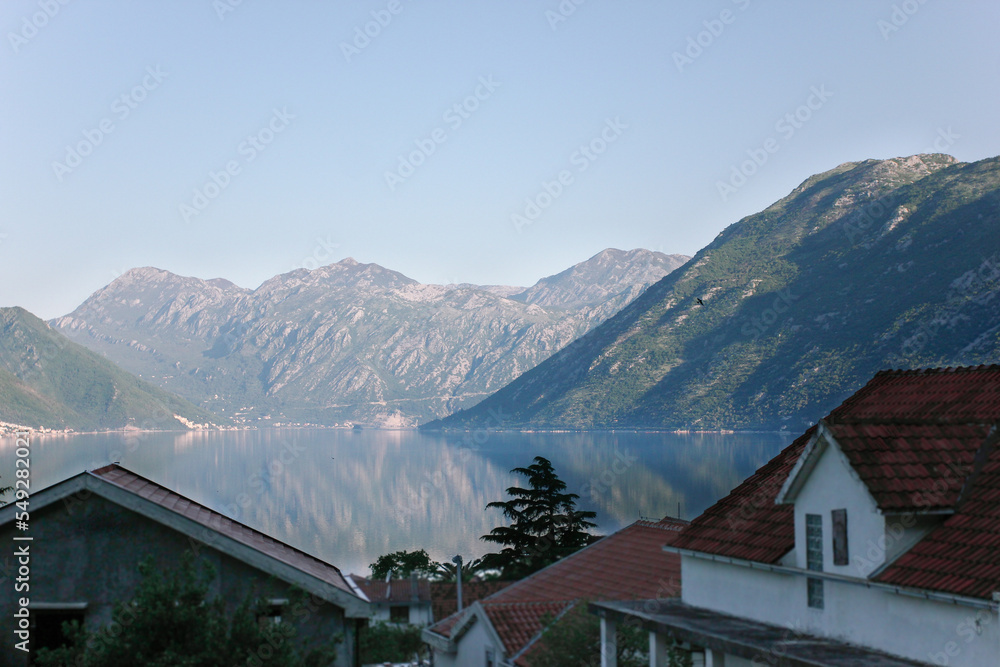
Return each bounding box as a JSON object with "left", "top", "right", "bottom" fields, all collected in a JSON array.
[
  {"left": 4, "top": 365, "right": 999, "bottom": 666},
  {"left": 2, "top": 3, "right": 997, "bottom": 665}
]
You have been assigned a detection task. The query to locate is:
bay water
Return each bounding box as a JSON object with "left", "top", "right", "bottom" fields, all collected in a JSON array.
[{"left": 0, "top": 429, "right": 791, "bottom": 577}]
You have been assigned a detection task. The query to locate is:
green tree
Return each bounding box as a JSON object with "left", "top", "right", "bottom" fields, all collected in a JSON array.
[
  {"left": 369, "top": 549, "right": 440, "bottom": 580},
  {"left": 358, "top": 621, "right": 428, "bottom": 664},
  {"left": 479, "top": 456, "right": 598, "bottom": 578},
  {"left": 529, "top": 602, "right": 690, "bottom": 667},
  {"left": 34, "top": 552, "right": 339, "bottom": 667}
]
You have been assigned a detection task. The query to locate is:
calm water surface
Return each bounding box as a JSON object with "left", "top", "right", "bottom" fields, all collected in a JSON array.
[{"left": 0, "top": 429, "right": 792, "bottom": 576}]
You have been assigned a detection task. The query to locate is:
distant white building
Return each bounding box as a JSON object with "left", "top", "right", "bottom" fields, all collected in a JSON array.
[
  {"left": 595, "top": 366, "right": 1000, "bottom": 666},
  {"left": 349, "top": 574, "right": 433, "bottom": 626}
]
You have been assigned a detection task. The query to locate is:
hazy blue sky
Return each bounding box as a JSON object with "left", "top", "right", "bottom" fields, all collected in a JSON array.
[{"left": 2, "top": 1, "right": 998, "bottom": 318}]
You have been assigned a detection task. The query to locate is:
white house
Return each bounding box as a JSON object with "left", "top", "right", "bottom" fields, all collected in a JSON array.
[
  {"left": 594, "top": 366, "right": 1000, "bottom": 666},
  {"left": 348, "top": 573, "right": 434, "bottom": 626}
]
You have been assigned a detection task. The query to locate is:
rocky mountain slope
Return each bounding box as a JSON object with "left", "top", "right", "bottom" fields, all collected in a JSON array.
[
  {"left": 52, "top": 249, "right": 687, "bottom": 427},
  {"left": 429, "top": 154, "right": 1000, "bottom": 432},
  {"left": 0, "top": 307, "right": 221, "bottom": 431}
]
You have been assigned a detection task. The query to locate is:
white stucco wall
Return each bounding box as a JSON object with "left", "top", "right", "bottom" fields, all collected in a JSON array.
[
  {"left": 431, "top": 616, "right": 504, "bottom": 667},
  {"left": 368, "top": 602, "right": 432, "bottom": 626},
  {"left": 791, "top": 435, "right": 885, "bottom": 577},
  {"left": 682, "top": 550, "right": 999, "bottom": 665}
]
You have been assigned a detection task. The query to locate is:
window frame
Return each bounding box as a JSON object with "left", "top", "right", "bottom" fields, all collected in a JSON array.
[
  {"left": 805, "top": 513, "right": 824, "bottom": 609},
  {"left": 831, "top": 508, "right": 848, "bottom": 566}
]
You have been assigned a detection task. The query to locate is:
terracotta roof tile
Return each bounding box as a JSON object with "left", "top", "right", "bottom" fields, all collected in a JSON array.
[
  {"left": 426, "top": 516, "right": 687, "bottom": 660},
  {"left": 89, "top": 465, "right": 359, "bottom": 599},
  {"left": 347, "top": 575, "right": 431, "bottom": 604},
  {"left": 876, "top": 441, "right": 1000, "bottom": 599},
  {"left": 827, "top": 422, "right": 992, "bottom": 512},
  {"left": 670, "top": 365, "right": 1000, "bottom": 600},
  {"left": 488, "top": 516, "right": 686, "bottom": 604},
  {"left": 482, "top": 600, "right": 572, "bottom": 658},
  {"left": 430, "top": 580, "right": 514, "bottom": 621},
  {"left": 828, "top": 365, "right": 1000, "bottom": 423},
  {"left": 670, "top": 430, "right": 810, "bottom": 563}
]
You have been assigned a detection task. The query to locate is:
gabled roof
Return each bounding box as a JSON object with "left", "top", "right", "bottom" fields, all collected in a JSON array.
[
  {"left": 482, "top": 600, "right": 573, "bottom": 659},
  {"left": 0, "top": 465, "right": 370, "bottom": 616},
  {"left": 347, "top": 574, "right": 431, "bottom": 604},
  {"left": 670, "top": 430, "right": 809, "bottom": 563},
  {"left": 669, "top": 365, "right": 1000, "bottom": 600},
  {"left": 822, "top": 421, "right": 994, "bottom": 512},
  {"left": 875, "top": 439, "right": 1000, "bottom": 599},
  {"left": 431, "top": 579, "right": 513, "bottom": 621},
  {"left": 424, "top": 516, "right": 687, "bottom": 665},
  {"left": 827, "top": 365, "right": 1000, "bottom": 423}
]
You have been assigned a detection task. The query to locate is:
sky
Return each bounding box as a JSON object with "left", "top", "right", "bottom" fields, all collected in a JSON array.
[{"left": 2, "top": 1, "right": 998, "bottom": 319}]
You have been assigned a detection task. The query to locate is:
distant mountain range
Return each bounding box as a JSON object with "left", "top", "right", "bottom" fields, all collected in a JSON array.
[
  {"left": 0, "top": 307, "right": 220, "bottom": 431},
  {"left": 51, "top": 249, "right": 688, "bottom": 427},
  {"left": 429, "top": 154, "right": 1000, "bottom": 432}
]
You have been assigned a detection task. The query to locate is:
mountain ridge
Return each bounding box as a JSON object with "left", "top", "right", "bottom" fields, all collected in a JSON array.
[
  {"left": 428, "top": 153, "right": 1000, "bottom": 432},
  {"left": 0, "top": 307, "right": 223, "bottom": 431},
  {"left": 52, "top": 248, "right": 688, "bottom": 427}
]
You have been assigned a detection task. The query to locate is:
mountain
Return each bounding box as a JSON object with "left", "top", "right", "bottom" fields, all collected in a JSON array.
[
  {"left": 52, "top": 250, "right": 688, "bottom": 427},
  {"left": 511, "top": 248, "right": 688, "bottom": 322},
  {"left": 429, "top": 154, "right": 1000, "bottom": 432},
  {"left": 0, "top": 307, "right": 221, "bottom": 431}
]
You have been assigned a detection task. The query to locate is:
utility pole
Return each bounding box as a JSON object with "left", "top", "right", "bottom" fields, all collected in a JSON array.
[{"left": 452, "top": 555, "right": 463, "bottom": 611}]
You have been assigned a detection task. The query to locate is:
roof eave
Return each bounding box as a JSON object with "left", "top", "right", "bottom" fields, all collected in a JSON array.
[
  {"left": 774, "top": 423, "right": 827, "bottom": 505},
  {"left": 0, "top": 471, "right": 371, "bottom": 617}
]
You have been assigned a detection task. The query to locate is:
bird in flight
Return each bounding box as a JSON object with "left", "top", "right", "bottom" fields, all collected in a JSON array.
[{"left": 696, "top": 298, "right": 704, "bottom": 306}]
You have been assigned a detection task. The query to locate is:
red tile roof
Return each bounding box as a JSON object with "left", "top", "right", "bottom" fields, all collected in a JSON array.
[
  {"left": 670, "top": 365, "right": 1000, "bottom": 600},
  {"left": 876, "top": 437, "right": 1000, "bottom": 599},
  {"left": 488, "top": 516, "right": 686, "bottom": 605},
  {"left": 426, "top": 516, "right": 687, "bottom": 663},
  {"left": 828, "top": 365, "right": 1000, "bottom": 423},
  {"left": 430, "top": 580, "right": 513, "bottom": 621},
  {"left": 482, "top": 600, "right": 572, "bottom": 657},
  {"left": 825, "top": 421, "right": 992, "bottom": 512},
  {"left": 89, "top": 465, "right": 360, "bottom": 598},
  {"left": 669, "top": 429, "right": 810, "bottom": 563}
]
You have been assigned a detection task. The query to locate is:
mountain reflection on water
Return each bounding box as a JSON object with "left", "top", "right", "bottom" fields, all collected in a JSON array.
[{"left": 1, "top": 429, "right": 791, "bottom": 576}]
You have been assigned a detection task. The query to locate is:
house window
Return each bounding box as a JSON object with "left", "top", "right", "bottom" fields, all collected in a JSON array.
[
  {"left": 30, "top": 607, "right": 86, "bottom": 665},
  {"left": 486, "top": 648, "right": 496, "bottom": 667},
  {"left": 257, "top": 599, "right": 287, "bottom": 629},
  {"left": 806, "top": 513, "right": 824, "bottom": 609},
  {"left": 389, "top": 605, "right": 409, "bottom": 624},
  {"left": 832, "top": 509, "right": 848, "bottom": 566}
]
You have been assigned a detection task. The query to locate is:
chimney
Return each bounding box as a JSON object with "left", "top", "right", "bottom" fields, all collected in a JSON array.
[{"left": 410, "top": 571, "right": 420, "bottom": 602}]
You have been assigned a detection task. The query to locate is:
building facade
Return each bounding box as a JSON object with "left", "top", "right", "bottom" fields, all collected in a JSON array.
[
  {"left": 594, "top": 366, "right": 1000, "bottom": 667},
  {"left": 0, "top": 465, "right": 370, "bottom": 667}
]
